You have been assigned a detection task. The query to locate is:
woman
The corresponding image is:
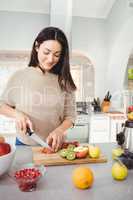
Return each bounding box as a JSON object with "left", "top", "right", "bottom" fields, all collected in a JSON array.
[{"left": 0, "top": 27, "right": 77, "bottom": 151}]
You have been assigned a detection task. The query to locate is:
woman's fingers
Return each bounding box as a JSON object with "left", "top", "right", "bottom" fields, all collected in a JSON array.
[
  {"left": 52, "top": 137, "right": 58, "bottom": 151},
  {"left": 26, "top": 119, "right": 33, "bottom": 130},
  {"left": 51, "top": 135, "right": 63, "bottom": 152},
  {"left": 46, "top": 136, "right": 53, "bottom": 146},
  {"left": 55, "top": 136, "right": 61, "bottom": 152}
]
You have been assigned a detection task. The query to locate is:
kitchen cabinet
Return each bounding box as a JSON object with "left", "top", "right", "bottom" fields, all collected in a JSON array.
[
  {"left": 89, "top": 113, "right": 126, "bottom": 143},
  {"left": 89, "top": 114, "right": 110, "bottom": 143}
]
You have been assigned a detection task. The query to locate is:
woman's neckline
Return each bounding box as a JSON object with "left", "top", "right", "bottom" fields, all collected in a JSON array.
[{"left": 30, "top": 66, "right": 56, "bottom": 77}]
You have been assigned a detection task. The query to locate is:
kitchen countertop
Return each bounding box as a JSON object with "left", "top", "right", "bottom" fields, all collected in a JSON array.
[{"left": 0, "top": 143, "right": 133, "bottom": 200}]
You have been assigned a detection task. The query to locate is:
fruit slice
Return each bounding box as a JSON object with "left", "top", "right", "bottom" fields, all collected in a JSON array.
[
  {"left": 74, "top": 146, "right": 88, "bottom": 153},
  {"left": 59, "top": 149, "right": 68, "bottom": 158},
  {"left": 76, "top": 151, "right": 88, "bottom": 159},
  {"left": 61, "top": 141, "right": 79, "bottom": 149},
  {"left": 41, "top": 147, "right": 54, "bottom": 154},
  {"left": 67, "top": 144, "right": 75, "bottom": 151},
  {"left": 66, "top": 151, "right": 76, "bottom": 160}
]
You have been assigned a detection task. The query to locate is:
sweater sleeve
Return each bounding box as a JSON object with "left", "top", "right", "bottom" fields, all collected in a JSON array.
[
  {"left": 0, "top": 70, "right": 21, "bottom": 107},
  {"left": 63, "top": 91, "right": 77, "bottom": 125}
]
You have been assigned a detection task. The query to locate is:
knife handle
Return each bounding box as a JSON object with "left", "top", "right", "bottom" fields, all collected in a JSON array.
[{"left": 26, "top": 127, "right": 33, "bottom": 136}]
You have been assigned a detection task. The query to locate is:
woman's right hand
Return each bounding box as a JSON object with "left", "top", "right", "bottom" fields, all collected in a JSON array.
[{"left": 15, "top": 110, "right": 33, "bottom": 135}]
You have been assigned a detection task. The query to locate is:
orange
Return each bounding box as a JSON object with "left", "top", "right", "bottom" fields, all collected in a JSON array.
[{"left": 72, "top": 166, "right": 94, "bottom": 189}]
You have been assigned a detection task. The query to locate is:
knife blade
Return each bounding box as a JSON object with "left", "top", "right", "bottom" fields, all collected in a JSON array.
[{"left": 26, "top": 127, "right": 51, "bottom": 148}]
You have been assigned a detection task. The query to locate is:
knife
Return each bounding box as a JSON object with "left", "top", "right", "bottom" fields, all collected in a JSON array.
[{"left": 26, "top": 127, "right": 51, "bottom": 148}]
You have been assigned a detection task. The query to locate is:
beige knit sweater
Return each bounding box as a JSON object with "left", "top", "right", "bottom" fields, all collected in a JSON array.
[{"left": 0, "top": 67, "right": 76, "bottom": 145}]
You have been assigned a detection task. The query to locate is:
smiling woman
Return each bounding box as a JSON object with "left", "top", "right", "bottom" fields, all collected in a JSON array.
[{"left": 0, "top": 27, "right": 77, "bottom": 152}]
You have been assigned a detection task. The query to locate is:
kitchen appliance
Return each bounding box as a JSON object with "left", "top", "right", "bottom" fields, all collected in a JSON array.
[
  {"left": 116, "top": 120, "right": 133, "bottom": 169},
  {"left": 116, "top": 120, "right": 133, "bottom": 153},
  {"left": 26, "top": 127, "right": 51, "bottom": 148}
]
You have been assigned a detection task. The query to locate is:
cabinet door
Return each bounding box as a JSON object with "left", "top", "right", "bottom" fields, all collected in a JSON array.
[
  {"left": 89, "top": 131, "right": 110, "bottom": 143},
  {"left": 89, "top": 115, "right": 110, "bottom": 143}
]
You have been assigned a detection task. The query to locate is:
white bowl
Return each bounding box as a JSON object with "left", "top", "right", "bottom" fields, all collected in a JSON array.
[{"left": 0, "top": 145, "right": 16, "bottom": 176}]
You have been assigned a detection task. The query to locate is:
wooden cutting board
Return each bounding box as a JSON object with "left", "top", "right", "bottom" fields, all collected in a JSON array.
[{"left": 32, "top": 147, "right": 108, "bottom": 166}]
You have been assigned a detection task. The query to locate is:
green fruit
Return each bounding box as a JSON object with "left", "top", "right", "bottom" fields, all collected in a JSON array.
[
  {"left": 128, "top": 68, "right": 133, "bottom": 80},
  {"left": 112, "top": 161, "right": 128, "bottom": 181},
  {"left": 67, "top": 144, "right": 75, "bottom": 151},
  {"left": 89, "top": 145, "right": 100, "bottom": 158},
  {"left": 59, "top": 149, "right": 68, "bottom": 158},
  {"left": 112, "top": 148, "right": 124, "bottom": 159},
  {"left": 66, "top": 151, "right": 76, "bottom": 160}
]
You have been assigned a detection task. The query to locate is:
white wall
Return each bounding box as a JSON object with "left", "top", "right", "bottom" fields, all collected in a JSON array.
[
  {"left": 0, "top": 11, "right": 49, "bottom": 50},
  {"left": 72, "top": 17, "right": 108, "bottom": 98},
  {"left": 0, "top": 0, "right": 133, "bottom": 102},
  {"left": 72, "top": 0, "right": 133, "bottom": 101},
  {"left": 106, "top": 0, "right": 133, "bottom": 95}
]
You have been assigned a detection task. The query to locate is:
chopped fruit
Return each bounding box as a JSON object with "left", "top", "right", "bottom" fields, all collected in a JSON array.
[
  {"left": 67, "top": 144, "right": 75, "bottom": 151},
  {"left": 66, "top": 151, "right": 76, "bottom": 160},
  {"left": 41, "top": 147, "right": 54, "bottom": 154},
  {"left": 74, "top": 146, "right": 88, "bottom": 153},
  {"left": 14, "top": 168, "right": 42, "bottom": 192},
  {"left": 59, "top": 149, "right": 68, "bottom": 158},
  {"left": 75, "top": 151, "right": 88, "bottom": 159},
  {"left": 59, "top": 144, "right": 89, "bottom": 160},
  {"left": 61, "top": 141, "right": 79, "bottom": 149},
  {"left": 74, "top": 146, "right": 88, "bottom": 159}
]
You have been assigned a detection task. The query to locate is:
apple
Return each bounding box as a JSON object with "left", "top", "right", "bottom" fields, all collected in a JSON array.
[
  {"left": 112, "top": 148, "right": 124, "bottom": 159},
  {"left": 74, "top": 146, "right": 88, "bottom": 159},
  {"left": 0, "top": 143, "right": 11, "bottom": 156},
  {"left": 128, "top": 105, "right": 133, "bottom": 113},
  {"left": 0, "top": 135, "right": 5, "bottom": 143},
  {"left": 89, "top": 145, "right": 101, "bottom": 158},
  {"left": 112, "top": 161, "right": 128, "bottom": 181},
  {"left": 76, "top": 151, "right": 88, "bottom": 159}
]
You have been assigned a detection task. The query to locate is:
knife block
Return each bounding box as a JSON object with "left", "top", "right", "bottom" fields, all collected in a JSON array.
[{"left": 101, "top": 100, "right": 111, "bottom": 113}]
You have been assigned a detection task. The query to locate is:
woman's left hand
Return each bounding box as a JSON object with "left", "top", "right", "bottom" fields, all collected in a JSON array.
[{"left": 46, "top": 128, "right": 65, "bottom": 152}]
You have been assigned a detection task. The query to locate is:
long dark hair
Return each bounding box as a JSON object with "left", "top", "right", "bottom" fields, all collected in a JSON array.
[{"left": 28, "top": 26, "right": 76, "bottom": 92}]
